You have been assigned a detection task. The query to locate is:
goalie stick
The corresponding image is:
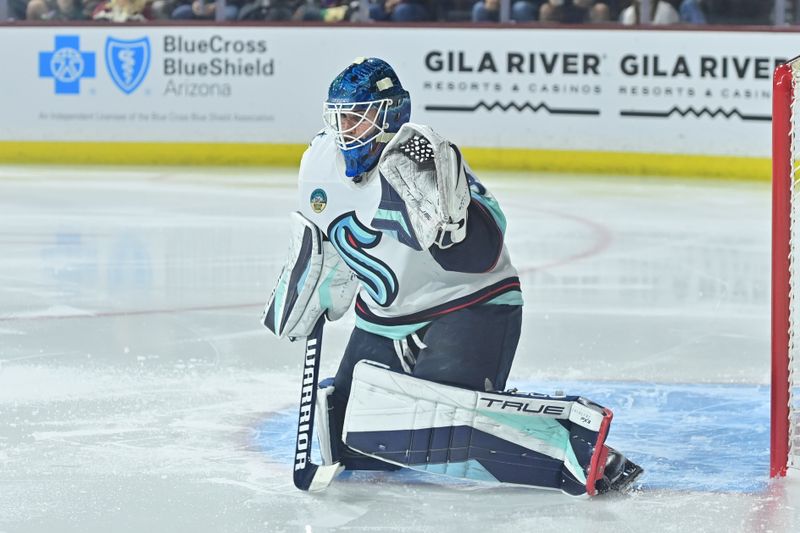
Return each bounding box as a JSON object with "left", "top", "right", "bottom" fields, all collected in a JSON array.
[{"left": 292, "top": 316, "right": 342, "bottom": 491}]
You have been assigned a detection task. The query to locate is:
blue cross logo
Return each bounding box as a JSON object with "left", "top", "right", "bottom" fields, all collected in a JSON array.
[{"left": 39, "top": 35, "right": 96, "bottom": 94}]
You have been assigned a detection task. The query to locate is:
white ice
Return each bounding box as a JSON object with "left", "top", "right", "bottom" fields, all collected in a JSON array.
[{"left": 0, "top": 166, "right": 797, "bottom": 533}]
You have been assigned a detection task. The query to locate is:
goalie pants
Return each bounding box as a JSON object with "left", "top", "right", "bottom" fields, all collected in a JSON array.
[{"left": 330, "top": 303, "right": 523, "bottom": 469}]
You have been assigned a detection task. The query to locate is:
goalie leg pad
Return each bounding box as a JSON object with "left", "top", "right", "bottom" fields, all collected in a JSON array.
[{"left": 342, "top": 360, "right": 616, "bottom": 496}]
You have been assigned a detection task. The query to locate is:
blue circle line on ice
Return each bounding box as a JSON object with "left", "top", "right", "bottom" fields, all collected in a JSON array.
[{"left": 254, "top": 380, "right": 781, "bottom": 494}]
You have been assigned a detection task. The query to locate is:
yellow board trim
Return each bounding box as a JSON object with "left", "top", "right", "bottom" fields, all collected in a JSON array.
[
  {"left": 0, "top": 142, "right": 307, "bottom": 167},
  {"left": 461, "top": 147, "right": 771, "bottom": 181},
  {"left": 0, "top": 141, "right": 770, "bottom": 181}
]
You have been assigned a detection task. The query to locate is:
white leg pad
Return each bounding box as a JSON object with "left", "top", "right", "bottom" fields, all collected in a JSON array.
[{"left": 341, "top": 360, "right": 613, "bottom": 496}]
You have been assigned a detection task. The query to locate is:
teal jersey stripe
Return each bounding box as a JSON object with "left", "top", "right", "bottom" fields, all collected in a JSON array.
[
  {"left": 374, "top": 207, "right": 412, "bottom": 235},
  {"left": 355, "top": 316, "right": 430, "bottom": 340},
  {"left": 483, "top": 290, "right": 524, "bottom": 306},
  {"left": 356, "top": 291, "right": 522, "bottom": 338}
]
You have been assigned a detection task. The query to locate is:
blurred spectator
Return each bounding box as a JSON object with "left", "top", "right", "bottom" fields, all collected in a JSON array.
[
  {"left": 293, "top": 0, "right": 359, "bottom": 21},
  {"left": 620, "top": 0, "right": 680, "bottom": 24},
  {"left": 702, "top": 0, "right": 769, "bottom": 25},
  {"left": 150, "top": 0, "right": 177, "bottom": 18},
  {"left": 369, "top": 0, "right": 432, "bottom": 22},
  {"left": 27, "top": 0, "right": 86, "bottom": 20},
  {"left": 8, "top": 0, "right": 31, "bottom": 19},
  {"left": 93, "top": 0, "right": 151, "bottom": 20},
  {"left": 237, "top": 0, "right": 294, "bottom": 20},
  {"left": 679, "top": 0, "right": 705, "bottom": 23},
  {"left": 169, "top": 0, "right": 241, "bottom": 19},
  {"left": 540, "top": 0, "right": 610, "bottom": 23},
  {"left": 472, "top": 0, "right": 539, "bottom": 22}
]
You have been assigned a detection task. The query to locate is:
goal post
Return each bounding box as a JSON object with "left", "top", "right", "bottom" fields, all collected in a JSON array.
[{"left": 772, "top": 58, "right": 800, "bottom": 478}]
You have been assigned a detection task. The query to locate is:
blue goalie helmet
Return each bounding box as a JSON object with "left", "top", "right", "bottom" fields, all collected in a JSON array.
[{"left": 323, "top": 57, "right": 411, "bottom": 179}]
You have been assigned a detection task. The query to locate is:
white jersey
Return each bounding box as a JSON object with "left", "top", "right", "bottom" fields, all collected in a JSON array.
[{"left": 297, "top": 131, "right": 521, "bottom": 339}]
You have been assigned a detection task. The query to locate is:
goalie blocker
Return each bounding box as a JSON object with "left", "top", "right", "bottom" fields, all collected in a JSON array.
[
  {"left": 263, "top": 211, "right": 357, "bottom": 340},
  {"left": 333, "top": 360, "right": 642, "bottom": 496}
]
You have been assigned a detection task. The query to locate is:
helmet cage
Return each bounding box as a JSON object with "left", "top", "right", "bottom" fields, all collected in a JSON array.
[{"left": 323, "top": 99, "right": 392, "bottom": 151}]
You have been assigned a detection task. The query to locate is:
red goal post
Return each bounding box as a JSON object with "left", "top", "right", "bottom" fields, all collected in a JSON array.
[{"left": 772, "top": 57, "right": 800, "bottom": 478}]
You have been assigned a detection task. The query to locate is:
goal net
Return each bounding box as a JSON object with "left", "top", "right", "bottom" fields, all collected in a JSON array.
[{"left": 772, "top": 57, "right": 800, "bottom": 477}]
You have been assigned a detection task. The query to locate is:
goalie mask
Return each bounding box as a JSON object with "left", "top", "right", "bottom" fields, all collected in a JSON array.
[{"left": 323, "top": 57, "right": 411, "bottom": 179}]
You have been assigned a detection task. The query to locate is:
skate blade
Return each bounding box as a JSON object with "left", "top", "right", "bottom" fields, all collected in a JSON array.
[{"left": 610, "top": 462, "right": 644, "bottom": 493}]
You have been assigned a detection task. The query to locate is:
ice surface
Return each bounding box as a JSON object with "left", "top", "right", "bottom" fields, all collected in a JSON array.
[{"left": 0, "top": 166, "right": 797, "bottom": 532}]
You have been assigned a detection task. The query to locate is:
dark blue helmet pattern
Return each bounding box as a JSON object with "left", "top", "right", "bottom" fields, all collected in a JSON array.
[{"left": 325, "top": 58, "right": 411, "bottom": 179}]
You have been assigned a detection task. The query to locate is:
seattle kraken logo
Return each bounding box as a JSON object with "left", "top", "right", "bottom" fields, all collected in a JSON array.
[
  {"left": 328, "top": 212, "right": 398, "bottom": 307},
  {"left": 105, "top": 37, "right": 150, "bottom": 94}
]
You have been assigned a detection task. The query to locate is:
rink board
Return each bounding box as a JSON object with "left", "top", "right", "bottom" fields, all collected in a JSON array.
[
  {"left": 256, "top": 380, "right": 777, "bottom": 494},
  {"left": 0, "top": 25, "right": 793, "bottom": 178}
]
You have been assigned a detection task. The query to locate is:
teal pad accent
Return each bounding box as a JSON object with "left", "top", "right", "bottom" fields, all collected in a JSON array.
[
  {"left": 272, "top": 277, "right": 287, "bottom": 332},
  {"left": 317, "top": 267, "right": 338, "bottom": 311},
  {"left": 479, "top": 410, "right": 587, "bottom": 485},
  {"left": 296, "top": 261, "right": 311, "bottom": 294},
  {"left": 416, "top": 459, "right": 499, "bottom": 482}
]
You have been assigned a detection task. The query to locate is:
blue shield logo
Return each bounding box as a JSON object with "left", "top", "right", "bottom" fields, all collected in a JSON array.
[{"left": 105, "top": 37, "right": 150, "bottom": 94}]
